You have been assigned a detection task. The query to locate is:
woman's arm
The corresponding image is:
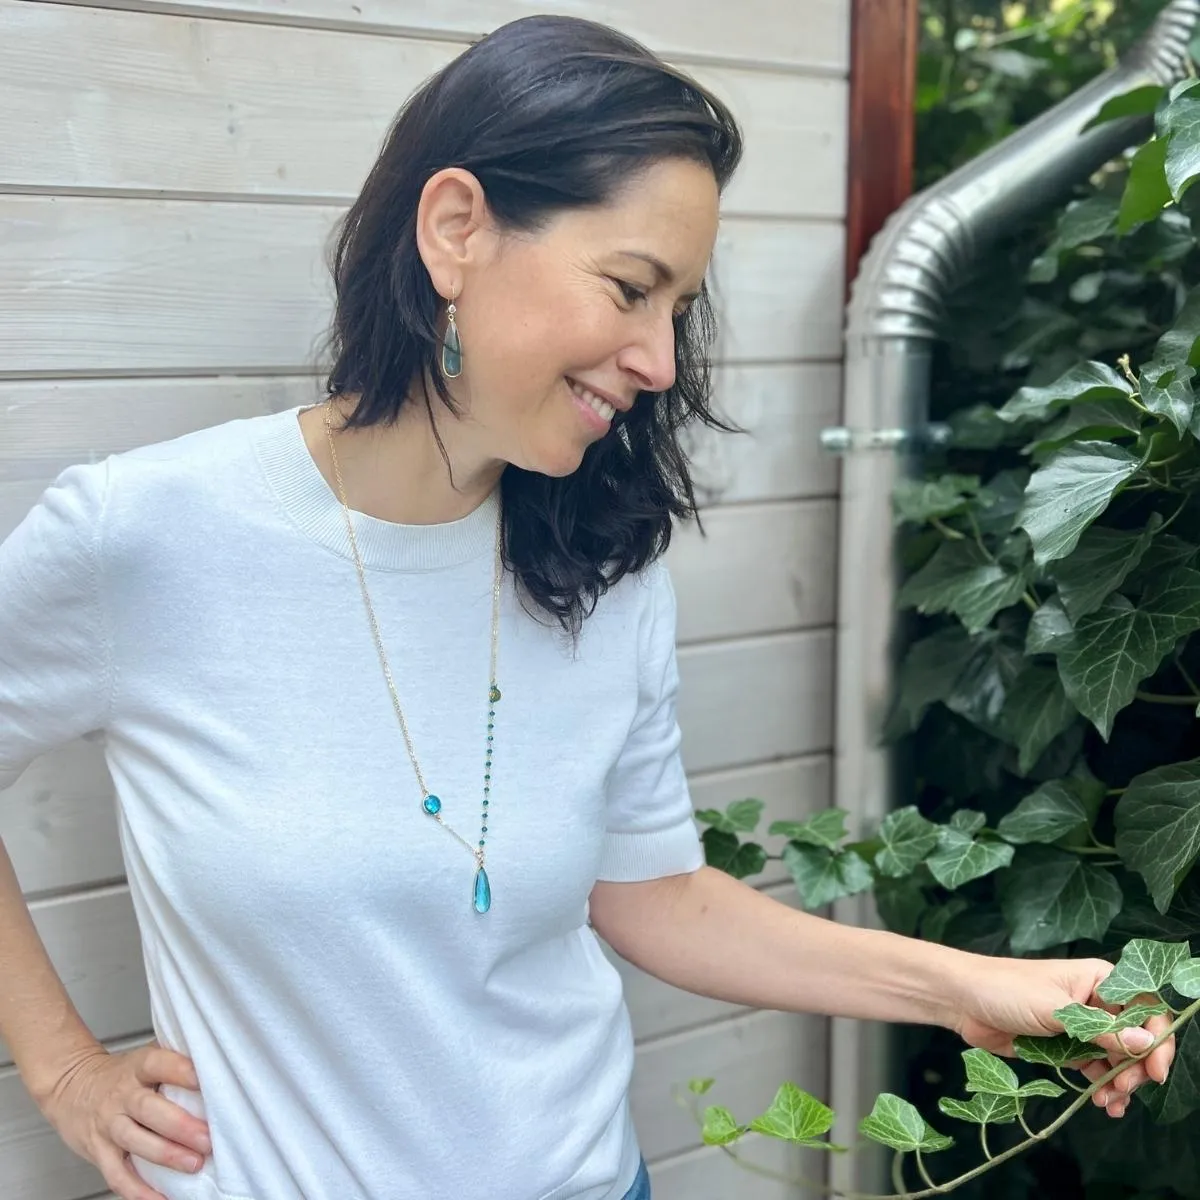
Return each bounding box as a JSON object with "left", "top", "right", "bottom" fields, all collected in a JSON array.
[
  {"left": 590, "top": 865, "right": 969, "bottom": 1027},
  {"left": 589, "top": 864, "right": 1174, "bottom": 1115},
  {"left": 0, "top": 835, "right": 104, "bottom": 1104}
]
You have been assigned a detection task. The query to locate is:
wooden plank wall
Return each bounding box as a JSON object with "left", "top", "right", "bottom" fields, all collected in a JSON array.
[{"left": 0, "top": 1, "right": 850, "bottom": 1197}]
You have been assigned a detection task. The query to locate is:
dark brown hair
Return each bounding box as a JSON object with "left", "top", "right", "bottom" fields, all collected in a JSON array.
[{"left": 325, "top": 14, "right": 743, "bottom": 632}]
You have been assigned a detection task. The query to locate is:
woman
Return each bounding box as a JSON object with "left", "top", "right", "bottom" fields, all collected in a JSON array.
[{"left": 0, "top": 15, "right": 1175, "bottom": 1200}]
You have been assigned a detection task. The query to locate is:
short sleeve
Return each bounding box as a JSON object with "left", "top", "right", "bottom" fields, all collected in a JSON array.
[
  {"left": 597, "top": 563, "right": 704, "bottom": 882},
  {"left": 0, "top": 462, "right": 112, "bottom": 791}
]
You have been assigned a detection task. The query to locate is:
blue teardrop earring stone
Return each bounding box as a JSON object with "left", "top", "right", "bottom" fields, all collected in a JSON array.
[
  {"left": 473, "top": 866, "right": 492, "bottom": 914},
  {"left": 441, "top": 308, "right": 462, "bottom": 379}
]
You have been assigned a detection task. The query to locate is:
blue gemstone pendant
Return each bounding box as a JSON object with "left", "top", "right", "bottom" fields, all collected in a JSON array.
[
  {"left": 441, "top": 307, "right": 463, "bottom": 379},
  {"left": 422, "top": 794, "right": 442, "bottom": 816},
  {"left": 473, "top": 866, "right": 492, "bottom": 914}
]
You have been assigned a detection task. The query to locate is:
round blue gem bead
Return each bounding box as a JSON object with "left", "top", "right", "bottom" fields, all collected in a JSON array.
[{"left": 422, "top": 794, "right": 443, "bottom": 816}]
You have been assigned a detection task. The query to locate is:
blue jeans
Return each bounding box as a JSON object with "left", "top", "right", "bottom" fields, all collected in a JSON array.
[{"left": 620, "top": 1159, "right": 651, "bottom": 1200}]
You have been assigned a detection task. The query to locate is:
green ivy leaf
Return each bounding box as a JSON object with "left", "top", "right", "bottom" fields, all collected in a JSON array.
[
  {"left": 1161, "top": 86, "right": 1200, "bottom": 200},
  {"left": 783, "top": 844, "right": 874, "bottom": 908},
  {"left": 950, "top": 809, "right": 987, "bottom": 836},
  {"left": 944, "top": 635, "right": 1025, "bottom": 738},
  {"left": 1171, "top": 958, "right": 1200, "bottom": 999},
  {"left": 1000, "top": 669, "right": 1080, "bottom": 775},
  {"left": 926, "top": 829, "right": 1014, "bottom": 891},
  {"left": 1140, "top": 361, "right": 1196, "bottom": 436},
  {"left": 859, "top": 1094, "right": 953, "bottom": 1153},
  {"left": 893, "top": 475, "right": 981, "bottom": 525},
  {"left": 747, "top": 1083, "right": 836, "bottom": 1143},
  {"left": 1026, "top": 597, "right": 1075, "bottom": 656},
  {"left": 1013, "top": 1033, "right": 1108, "bottom": 1068},
  {"left": 1115, "top": 764, "right": 1200, "bottom": 914},
  {"left": 702, "top": 828, "right": 768, "bottom": 880},
  {"left": 997, "top": 781, "right": 1089, "bottom": 845},
  {"left": 1055, "top": 569, "right": 1200, "bottom": 739},
  {"left": 999, "top": 845, "right": 1124, "bottom": 954},
  {"left": 1138, "top": 1018, "right": 1200, "bottom": 1123},
  {"left": 920, "top": 897, "right": 969, "bottom": 945},
  {"left": 1152, "top": 286, "right": 1200, "bottom": 373},
  {"left": 768, "top": 808, "right": 848, "bottom": 851},
  {"left": 1017, "top": 442, "right": 1143, "bottom": 566},
  {"left": 974, "top": 469, "right": 1030, "bottom": 535},
  {"left": 1050, "top": 518, "right": 1161, "bottom": 622},
  {"left": 962, "top": 1048, "right": 1020, "bottom": 1096},
  {"left": 702, "top": 1105, "right": 745, "bottom": 1146},
  {"left": 1016, "top": 1079, "right": 1067, "bottom": 1100},
  {"left": 874, "top": 874, "right": 929, "bottom": 937},
  {"left": 1118, "top": 137, "right": 1173, "bottom": 231},
  {"left": 1135, "top": 534, "right": 1199, "bottom": 580},
  {"left": 875, "top": 807, "right": 940, "bottom": 878},
  {"left": 889, "top": 626, "right": 975, "bottom": 735},
  {"left": 1097, "top": 937, "right": 1192, "bottom": 1003},
  {"left": 938, "top": 1093, "right": 1020, "bottom": 1125},
  {"left": 897, "top": 541, "right": 1029, "bottom": 634},
  {"left": 688, "top": 1078, "right": 715, "bottom": 1095},
  {"left": 1030, "top": 397, "right": 1144, "bottom": 455},
  {"left": 1054, "top": 1001, "right": 1171, "bottom": 1043},
  {"left": 1083, "top": 84, "right": 1166, "bottom": 131},
  {"left": 696, "top": 799, "right": 765, "bottom": 834},
  {"left": 998, "top": 363, "right": 1133, "bottom": 424}
]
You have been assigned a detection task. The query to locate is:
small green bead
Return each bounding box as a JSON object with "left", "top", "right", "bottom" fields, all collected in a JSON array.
[{"left": 479, "top": 838, "right": 486, "bottom": 847}]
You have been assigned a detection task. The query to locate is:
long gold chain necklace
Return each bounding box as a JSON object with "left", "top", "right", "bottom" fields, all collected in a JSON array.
[{"left": 323, "top": 405, "right": 503, "bottom": 915}]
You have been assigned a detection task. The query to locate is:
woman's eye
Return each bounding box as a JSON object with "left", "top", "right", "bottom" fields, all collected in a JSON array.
[{"left": 615, "top": 280, "right": 649, "bottom": 306}]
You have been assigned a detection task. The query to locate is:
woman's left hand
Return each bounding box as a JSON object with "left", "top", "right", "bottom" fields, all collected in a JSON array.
[{"left": 952, "top": 955, "right": 1175, "bottom": 1119}]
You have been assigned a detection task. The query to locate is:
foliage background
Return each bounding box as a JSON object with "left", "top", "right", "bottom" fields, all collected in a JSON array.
[{"left": 697, "top": 3, "right": 1200, "bottom": 1197}]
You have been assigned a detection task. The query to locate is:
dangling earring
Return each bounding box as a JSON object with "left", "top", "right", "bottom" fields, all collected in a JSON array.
[{"left": 441, "top": 300, "right": 463, "bottom": 379}]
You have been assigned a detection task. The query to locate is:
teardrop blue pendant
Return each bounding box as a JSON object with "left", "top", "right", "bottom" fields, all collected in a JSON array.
[{"left": 473, "top": 866, "right": 492, "bottom": 914}]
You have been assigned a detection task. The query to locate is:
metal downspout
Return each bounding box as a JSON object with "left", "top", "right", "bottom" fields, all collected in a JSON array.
[{"left": 824, "top": 3, "right": 1200, "bottom": 1192}]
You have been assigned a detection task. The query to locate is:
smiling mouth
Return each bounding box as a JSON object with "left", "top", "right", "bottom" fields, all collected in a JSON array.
[{"left": 567, "top": 377, "right": 616, "bottom": 423}]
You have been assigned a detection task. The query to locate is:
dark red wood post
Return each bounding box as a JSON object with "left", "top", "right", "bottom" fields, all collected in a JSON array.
[{"left": 845, "top": 0, "right": 920, "bottom": 284}]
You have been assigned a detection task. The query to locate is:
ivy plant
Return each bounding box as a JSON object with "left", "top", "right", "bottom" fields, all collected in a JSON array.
[{"left": 693, "top": 76, "right": 1200, "bottom": 1196}]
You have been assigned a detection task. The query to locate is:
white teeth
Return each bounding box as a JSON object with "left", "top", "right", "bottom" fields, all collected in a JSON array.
[{"left": 569, "top": 379, "right": 615, "bottom": 423}]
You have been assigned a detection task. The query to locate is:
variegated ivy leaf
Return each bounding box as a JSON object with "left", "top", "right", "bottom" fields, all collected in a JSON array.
[
  {"left": 1054, "top": 1002, "right": 1171, "bottom": 1044},
  {"left": 938, "top": 1093, "right": 1020, "bottom": 1125},
  {"left": 1016, "top": 1079, "right": 1067, "bottom": 1100},
  {"left": 1097, "top": 938, "right": 1192, "bottom": 1004},
  {"left": 950, "top": 809, "right": 987, "bottom": 836},
  {"left": 688, "top": 1078, "right": 715, "bottom": 1096},
  {"left": 1170, "top": 958, "right": 1200, "bottom": 999},
  {"left": 701, "top": 1106, "right": 744, "bottom": 1146},
  {"left": 962, "top": 1048, "right": 1020, "bottom": 1096},
  {"left": 747, "top": 1083, "right": 837, "bottom": 1146},
  {"left": 695, "top": 799, "right": 765, "bottom": 834},
  {"left": 782, "top": 844, "right": 874, "bottom": 909},
  {"left": 859, "top": 1094, "right": 953, "bottom": 1153}
]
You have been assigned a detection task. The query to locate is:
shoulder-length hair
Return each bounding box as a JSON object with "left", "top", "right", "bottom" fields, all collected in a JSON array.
[{"left": 325, "top": 14, "right": 743, "bottom": 632}]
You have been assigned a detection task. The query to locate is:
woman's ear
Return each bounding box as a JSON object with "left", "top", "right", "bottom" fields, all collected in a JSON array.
[{"left": 415, "top": 168, "right": 494, "bottom": 299}]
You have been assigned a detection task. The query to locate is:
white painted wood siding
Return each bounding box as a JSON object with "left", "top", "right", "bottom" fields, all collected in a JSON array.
[{"left": 0, "top": 1, "right": 850, "bottom": 1196}]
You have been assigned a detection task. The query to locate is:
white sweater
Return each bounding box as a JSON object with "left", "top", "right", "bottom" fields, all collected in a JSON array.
[{"left": 0, "top": 407, "right": 704, "bottom": 1200}]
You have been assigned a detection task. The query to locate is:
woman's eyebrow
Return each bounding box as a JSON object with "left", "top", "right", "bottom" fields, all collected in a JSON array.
[{"left": 614, "top": 251, "right": 700, "bottom": 300}]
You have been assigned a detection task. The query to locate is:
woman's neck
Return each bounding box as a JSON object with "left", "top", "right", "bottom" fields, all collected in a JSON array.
[{"left": 299, "top": 395, "right": 503, "bottom": 526}]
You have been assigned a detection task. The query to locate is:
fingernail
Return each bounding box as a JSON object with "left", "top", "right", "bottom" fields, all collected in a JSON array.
[
  {"left": 1095, "top": 1089, "right": 1109, "bottom": 1105},
  {"left": 198, "top": 1135, "right": 212, "bottom": 1155},
  {"left": 1121, "top": 1029, "right": 1154, "bottom": 1052},
  {"left": 185, "top": 1155, "right": 202, "bottom": 1172}
]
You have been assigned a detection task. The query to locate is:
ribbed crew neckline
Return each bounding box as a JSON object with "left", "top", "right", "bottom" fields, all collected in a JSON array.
[{"left": 252, "top": 406, "right": 500, "bottom": 572}]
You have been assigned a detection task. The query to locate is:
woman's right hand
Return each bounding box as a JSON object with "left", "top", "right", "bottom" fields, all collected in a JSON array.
[{"left": 38, "top": 1043, "right": 211, "bottom": 1200}]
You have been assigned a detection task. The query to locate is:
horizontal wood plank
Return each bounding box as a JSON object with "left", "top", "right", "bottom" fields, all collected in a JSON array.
[
  {"left": 650, "top": 1139, "right": 812, "bottom": 1199},
  {"left": 0, "top": 361, "right": 840, "bottom": 541},
  {"left": 0, "top": 3, "right": 848, "bottom": 220},
  {"left": 678, "top": 630, "right": 834, "bottom": 775},
  {"left": 630, "top": 1009, "right": 827, "bottom": 1163},
  {"left": 670, "top": 500, "right": 837, "bottom": 644},
  {"left": 51, "top": 0, "right": 851, "bottom": 73},
  {"left": 0, "top": 197, "right": 844, "bottom": 376}
]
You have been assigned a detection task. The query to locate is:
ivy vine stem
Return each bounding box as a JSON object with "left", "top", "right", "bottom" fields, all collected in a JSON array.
[
  {"left": 913, "top": 1150, "right": 940, "bottom": 1194},
  {"left": 1134, "top": 691, "right": 1199, "bottom": 706},
  {"left": 930, "top": 517, "right": 966, "bottom": 541},
  {"left": 692, "top": 997, "right": 1200, "bottom": 1200}
]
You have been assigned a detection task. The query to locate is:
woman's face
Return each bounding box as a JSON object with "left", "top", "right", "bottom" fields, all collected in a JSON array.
[{"left": 432, "top": 157, "right": 721, "bottom": 478}]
